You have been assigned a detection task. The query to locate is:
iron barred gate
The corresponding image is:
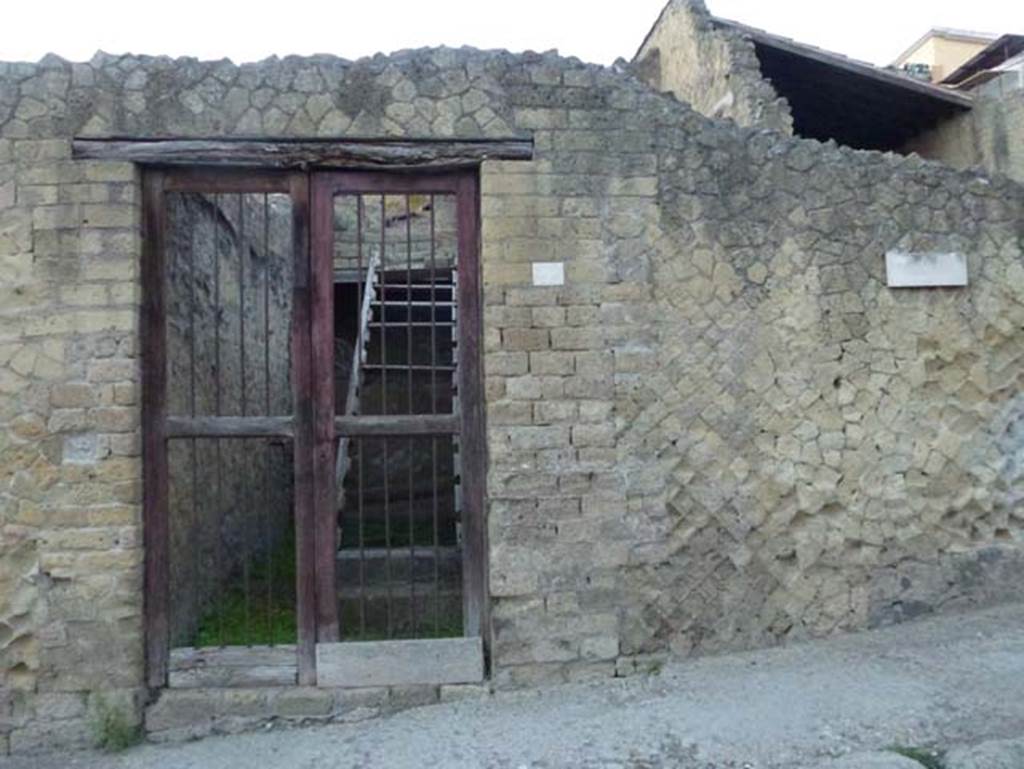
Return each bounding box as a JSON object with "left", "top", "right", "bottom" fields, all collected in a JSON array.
[{"left": 142, "top": 167, "right": 485, "bottom": 689}]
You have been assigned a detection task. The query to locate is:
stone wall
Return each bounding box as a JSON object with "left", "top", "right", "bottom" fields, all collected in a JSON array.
[
  {"left": 0, "top": 136, "right": 142, "bottom": 752},
  {"left": 904, "top": 75, "right": 1024, "bottom": 184},
  {"left": 632, "top": 0, "right": 793, "bottom": 134},
  {"left": 1, "top": 46, "right": 1022, "bottom": 753}
]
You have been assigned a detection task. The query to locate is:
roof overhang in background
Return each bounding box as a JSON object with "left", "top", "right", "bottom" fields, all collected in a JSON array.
[
  {"left": 713, "top": 18, "right": 974, "bottom": 151},
  {"left": 943, "top": 34, "right": 1024, "bottom": 89}
]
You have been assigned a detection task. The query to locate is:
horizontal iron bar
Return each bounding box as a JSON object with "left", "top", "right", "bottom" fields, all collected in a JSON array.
[
  {"left": 73, "top": 137, "right": 534, "bottom": 169},
  {"left": 362, "top": 364, "right": 456, "bottom": 372},
  {"left": 368, "top": 322, "right": 455, "bottom": 328},
  {"left": 333, "top": 271, "right": 455, "bottom": 284},
  {"left": 335, "top": 414, "right": 459, "bottom": 436},
  {"left": 166, "top": 415, "right": 294, "bottom": 438},
  {"left": 372, "top": 300, "right": 456, "bottom": 307}
]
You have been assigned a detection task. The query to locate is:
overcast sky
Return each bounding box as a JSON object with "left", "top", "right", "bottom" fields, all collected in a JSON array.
[{"left": 1, "top": 1, "right": 1021, "bottom": 68}]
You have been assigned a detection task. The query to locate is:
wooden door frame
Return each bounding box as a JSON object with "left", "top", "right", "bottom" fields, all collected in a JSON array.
[
  {"left": 142, "top": 165, "right": 488, "bottom": 689},
  {"left": 141, "top": 167, "right": 318, "bottom": 686},
  {"left": 309, "top": 169, "right": 489, "bottom": 649}
]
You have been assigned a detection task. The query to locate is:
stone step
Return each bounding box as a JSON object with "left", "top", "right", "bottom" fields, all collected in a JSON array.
[
  {"left": 336, "top": 545, "right": 462, "bottom": 584},
  {"left": 145, "top": 682, "right": 487, "bottom": 743}
]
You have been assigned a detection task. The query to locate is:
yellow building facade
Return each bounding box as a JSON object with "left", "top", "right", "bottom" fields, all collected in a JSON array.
[{"left": 893, "top": 28, "right": 997, "bottom": 83}]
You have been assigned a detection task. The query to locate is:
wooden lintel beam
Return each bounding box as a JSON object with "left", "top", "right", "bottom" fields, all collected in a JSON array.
[{"left": 72, "top": 137, "right": 534, "bottom": 169}]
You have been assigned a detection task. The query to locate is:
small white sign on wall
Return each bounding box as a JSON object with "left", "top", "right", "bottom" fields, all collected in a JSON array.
[
  {"left": 885, "top": 251, "right": 968, "bottom": 288},
  {"left": 532, "top": 261, "right": 565, "bottom": 287},
  {"left": 63, "top": 433, "right": 97, "bottom": 464}
]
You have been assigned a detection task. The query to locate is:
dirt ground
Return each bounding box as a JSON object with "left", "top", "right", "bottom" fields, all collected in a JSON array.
[{"left": 14, "top": 603, "right": 1024, "bottom": 769}]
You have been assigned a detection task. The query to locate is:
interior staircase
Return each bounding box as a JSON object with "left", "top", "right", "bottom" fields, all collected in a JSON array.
[
  {"left": 334, "top": 264, "right": 459, "bottom": 548},
  {"left": 335, "top": 251, "right": 380, "bottom": 509}
]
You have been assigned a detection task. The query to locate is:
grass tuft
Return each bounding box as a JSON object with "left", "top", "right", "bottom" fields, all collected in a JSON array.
[
  {"left": 91, "top": 695, "right": 142, "bottom": 753},
  {"left": 888, "top": 745, "right": 945, "bottom": 769}
]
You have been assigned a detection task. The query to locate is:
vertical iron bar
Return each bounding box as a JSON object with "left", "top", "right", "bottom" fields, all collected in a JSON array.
[
  {"left": 357, "top": 437, "right": 366, "bottom": 638},
  {"left": 186, "top": 196, "right": 200, "bottom": 645},
  {"left": 429, "top": 198, "right": 438, "bottom": 414},
  {"left": 238, "top": 195, "right": 251, "bottom": 644},
  {"left": 384, "top": 430, "right": 391, "bottom": 640},
  {"left": 262, "top": 193, "right": 273, "bottom": 645},
  {"left": 356, "top": 197, "right": 366, "bottom": 639},
  {"left": 406, "top": 195, "right": 415, "bottom": 635},
  {"left": 380, "top": 194, "right": 392, "bottom": 638},
  {"left": 380, "top": 195, "right": 387, "bottom": 416},
  {"left": 213, "top": 193, "right": 224, "bottom": 646},
  {"left": 239, "top": 195, "right": 248, "bottom": 416},
  {"left": 430, "top": 196, "right": 440, "bottom": 635},
  {"left": 405, "top": 195, "right": 413, "bottom": 412}
]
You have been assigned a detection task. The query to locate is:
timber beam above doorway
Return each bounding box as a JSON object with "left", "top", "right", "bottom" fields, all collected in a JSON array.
[{"left": 71, "top": 135, "right": 535, "bottom": 169}]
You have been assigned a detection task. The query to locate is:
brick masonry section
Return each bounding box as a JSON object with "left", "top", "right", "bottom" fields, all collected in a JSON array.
[{"left": 1, "top": 46, "right": 1024, "bottom": 753}]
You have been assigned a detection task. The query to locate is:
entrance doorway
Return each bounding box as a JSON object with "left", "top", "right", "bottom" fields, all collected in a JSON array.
[{"left": 142, "top": 168, "right": 485, "bottom": 689}]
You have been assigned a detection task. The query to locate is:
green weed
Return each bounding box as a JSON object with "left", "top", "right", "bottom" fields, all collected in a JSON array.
[
  {"left": 91, "top": 695, "right": 142, "bottom": 753},
  {"left": 888, "top": 745, "right": 945, "bottom": 769}
]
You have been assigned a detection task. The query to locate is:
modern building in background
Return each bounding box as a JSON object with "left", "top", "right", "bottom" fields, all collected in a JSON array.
[{"left": 891, "top": 28, "right": 999, "bottom": 84}]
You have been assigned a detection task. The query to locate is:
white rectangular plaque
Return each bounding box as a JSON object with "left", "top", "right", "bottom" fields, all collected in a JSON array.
[
  {"left": 885, "top": 251, "right": 967, "bottom": 288},
  {"left": 532, "top": 261, "right": 565, "bottom": 287}
]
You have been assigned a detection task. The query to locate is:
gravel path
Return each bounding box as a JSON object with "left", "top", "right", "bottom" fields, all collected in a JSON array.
[{"left": 17, "top": 603, "right": 1024, "bottom": 769}]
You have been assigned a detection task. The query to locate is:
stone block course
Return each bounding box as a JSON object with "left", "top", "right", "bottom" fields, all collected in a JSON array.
[
  {"left": 530, "top": 306, "right": 566, "bottom": 327},
  {"left": 551, "top": 327, "right": 604, "bottom": 350},
  {"left": 502, "top": 327, "right": 550, "bottom": 352},
  {"left": 530, "top": 351, "right": 575, "bottom": 376},
  {"left": 534, "top": 400, "right": 578, "bottom": 424}
]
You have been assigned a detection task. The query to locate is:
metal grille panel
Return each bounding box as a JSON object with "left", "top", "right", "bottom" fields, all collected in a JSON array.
[
  {"left": 332, "top": 193, "right": 464, "bottom": 641},
  {"left": 163, "top": 191, "right": 298, "bottom": 651}
]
